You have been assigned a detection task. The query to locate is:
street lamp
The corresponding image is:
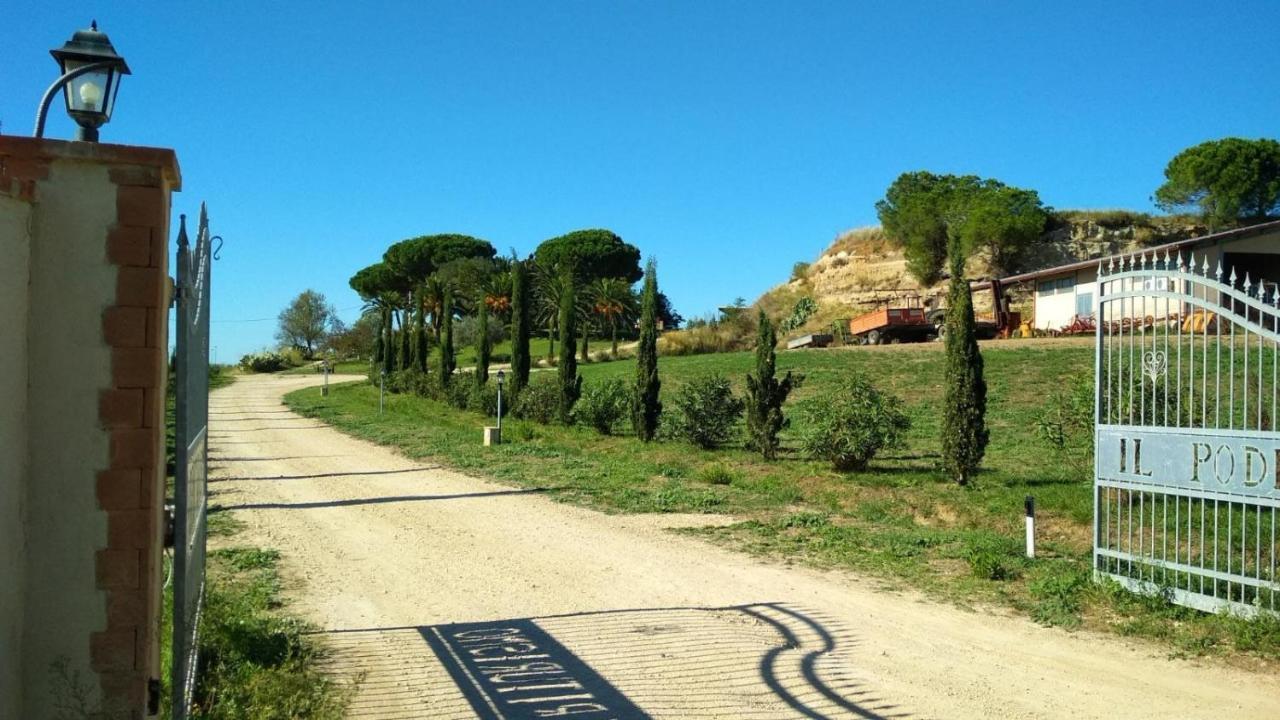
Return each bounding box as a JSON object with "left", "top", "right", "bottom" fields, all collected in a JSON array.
[
  {"left": 496, "top": 370, "right": 506, "bottom": 443},
  {"left": 34, "top": 21, "right": 131, "bottom": 141}
]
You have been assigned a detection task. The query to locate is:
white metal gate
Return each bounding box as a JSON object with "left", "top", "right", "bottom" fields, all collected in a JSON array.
[
  {"left": 1094, "top": 250, "right": 1280, "bottom": 616},
  {"left": 173, "top": 204, "right": 212, "bottom": 716}
]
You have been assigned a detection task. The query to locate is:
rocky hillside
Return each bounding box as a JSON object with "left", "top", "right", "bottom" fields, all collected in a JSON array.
[{"left": 762, "top": 211, "right": 1206, "bottom": 327}]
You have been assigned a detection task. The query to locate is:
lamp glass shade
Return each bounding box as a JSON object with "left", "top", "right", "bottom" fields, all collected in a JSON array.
[{"left": 59, "top": 58, "right": 117, "bottom": 123}]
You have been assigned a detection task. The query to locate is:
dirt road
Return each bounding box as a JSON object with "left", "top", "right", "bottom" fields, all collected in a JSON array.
[{"left": 209, "top": 374, "right": 1277, "bottom": 720}]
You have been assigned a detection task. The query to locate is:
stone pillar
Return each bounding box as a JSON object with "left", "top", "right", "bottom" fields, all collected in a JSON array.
[{"left": 0, "top": 136, "right": 180, "bottom": 719}]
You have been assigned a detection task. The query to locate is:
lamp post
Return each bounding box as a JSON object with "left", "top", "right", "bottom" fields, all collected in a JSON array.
[
  {"left": 496, "top": 370, "right": 505, "bottom": 444},
  {"left": 34, "top": 21, "right": 131, "bottom": 141}
]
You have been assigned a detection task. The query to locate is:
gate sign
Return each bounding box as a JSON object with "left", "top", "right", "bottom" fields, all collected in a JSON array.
[
  {"left": 1097, "top": 429, "right": 1280, "bottom": 499},
  {"left": 1093, "top": 251, "right": 1280, "bottom": 617}
]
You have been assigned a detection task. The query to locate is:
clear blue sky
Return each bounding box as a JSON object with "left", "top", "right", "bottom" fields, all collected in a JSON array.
[{"left": 5, "top": 2, "right": 1278, "bottom": 360}]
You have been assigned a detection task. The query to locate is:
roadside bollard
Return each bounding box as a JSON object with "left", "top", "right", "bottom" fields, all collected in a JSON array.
[
  {"left": 1025, "top": 495, "right": 1036, "bottom": 559},
  {"left": 322, "top": 362, "right": 329, "bottom": 397},
  {"left": 379, "top": 370, "right": 385, "bottom": 416}
]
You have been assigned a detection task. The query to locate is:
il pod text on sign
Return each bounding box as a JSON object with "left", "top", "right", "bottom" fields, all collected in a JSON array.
[{"left": 1097, "top": 428, "right": 1280, "bottom": 499}]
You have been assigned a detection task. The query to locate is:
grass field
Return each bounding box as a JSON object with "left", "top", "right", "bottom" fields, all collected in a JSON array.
[{"left": 284, "top": 341, "right": 1280, "bottom": 665}]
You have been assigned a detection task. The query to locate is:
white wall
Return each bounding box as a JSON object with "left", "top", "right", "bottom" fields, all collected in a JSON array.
[
  {"left": 20, "top": 161, "right": 114, "bottom": 710},
  {"left": 0, "top": 195, "right": 31, "bottom": 718}
]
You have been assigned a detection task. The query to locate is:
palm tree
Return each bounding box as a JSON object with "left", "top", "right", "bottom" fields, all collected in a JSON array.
[{"left": 590, "top": 278, "right": 638, "bottom": 356}]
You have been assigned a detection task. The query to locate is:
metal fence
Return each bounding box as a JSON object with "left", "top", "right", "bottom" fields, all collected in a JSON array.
[
  {"left": 1094, "top": 250, "right": 1280, "bottom": 616},
  {"left": 172, "top": 204, "right": 213, "bottom": 717}
]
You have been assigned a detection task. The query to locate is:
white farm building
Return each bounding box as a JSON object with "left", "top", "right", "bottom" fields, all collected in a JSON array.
[{"left": 1000, "top": 220, "right": 1280, "bottom": 332}]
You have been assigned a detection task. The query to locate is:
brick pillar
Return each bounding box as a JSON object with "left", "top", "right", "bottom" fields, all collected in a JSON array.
[
  {"left": 0, "top": 137, "right": 180, "bottom": 719},
  {"left": 95, "top": 164, "right": 174, "bottom": 714}
]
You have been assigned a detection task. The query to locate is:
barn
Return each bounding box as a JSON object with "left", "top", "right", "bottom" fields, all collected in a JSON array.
[{"left": 1001, "top": 220, "right": 1280, "bottom": 332}]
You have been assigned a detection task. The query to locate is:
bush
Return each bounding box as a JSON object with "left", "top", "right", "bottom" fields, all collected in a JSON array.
[
  {"left": 467, "top": 381, "right": 500, "bottom": 417},
  {"left": 574, "top": 378, "right": 630, "bottom": 434},
  {"left": 695, "top": 463, "right": 741, "bottom": 485},
  {"left": 779, "top": 296, "right": 817, "bottom": 332},
  {"left": 664, "top": 374, "right": 744, "bottom": 449},
  {"left": 790, "top": 261, "right": 810, "bottom": 282},
  {"left": 962, "top": 533, "right": 1022, "bottom": 581},
  {"left": 444, "top": 376, "right": 472, "bottom": 410},
  {"left": 512, "top": 377, "right": 559, "bottom": 424},
  {"left": 795, "top": 372, "right": 910, "bottom": 471},
  {"left": 239, "top": 351, "right": 291, "bottom": 373}
]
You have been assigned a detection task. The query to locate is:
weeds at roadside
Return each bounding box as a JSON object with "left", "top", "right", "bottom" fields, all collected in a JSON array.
[{"left": 190, "top": 547, "right": 350, "bottom": 719}]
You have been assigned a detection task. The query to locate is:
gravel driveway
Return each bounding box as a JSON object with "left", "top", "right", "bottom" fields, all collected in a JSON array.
[{"left": 207, "top": 373, "right": 1278, "bottom": 720}]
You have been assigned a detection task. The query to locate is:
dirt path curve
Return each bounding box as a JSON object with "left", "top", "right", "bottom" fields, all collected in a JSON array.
[{"left": 209, "top": 374, "right": 1277, "bottom": 720}]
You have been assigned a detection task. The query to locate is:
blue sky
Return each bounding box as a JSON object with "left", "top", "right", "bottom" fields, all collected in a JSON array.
[{"left": 5, "top": 2, "right": 1278, "bottom": 360}]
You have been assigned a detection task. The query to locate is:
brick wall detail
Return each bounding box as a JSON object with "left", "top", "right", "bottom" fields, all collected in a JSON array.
[{"left": 93, "top": 166, "right": 172, "bottom": 716}]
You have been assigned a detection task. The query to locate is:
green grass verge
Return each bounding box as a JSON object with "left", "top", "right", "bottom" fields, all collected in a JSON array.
[
  {"left": 283, "top": 342, "right": 1280, "bottom": 666},
  {"left": 186, "top": 543, "right": 350, "bottom": 719}
]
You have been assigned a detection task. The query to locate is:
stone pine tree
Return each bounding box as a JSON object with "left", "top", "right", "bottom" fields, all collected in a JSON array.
[
  {"left": 941, "top": 233, "right": 988, "bottom": 485},
  {"left": 414, "top": 290, "right": 429, "bottom": 374},
  {"left": 632, "top": 259, "right": 661, "bottom": 441},
  {"left": 556, "top": 267, "right": 582, "bottom": 423},
  {"left": 745, "top": 309, "right": 798, "bottom": 460},
  {"left": 439, "top": 286, "right": 455, "bottom": 385},
  {"left": 509, "top": 259, "right": 531, "bottom": 393},
  {"left": 381, "top": 307, "right": 394, "bottom": 375},
  {"left": 475, "top": 297, "right": 491, "bottom": 385}
]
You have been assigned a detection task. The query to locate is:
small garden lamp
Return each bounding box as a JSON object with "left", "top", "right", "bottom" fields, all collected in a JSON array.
[
  {"left": 36, "top": 21, "right": 131, "bottom": 141},
  {"left": 496, "top": 370, "right": 506, "bottom": 441}
]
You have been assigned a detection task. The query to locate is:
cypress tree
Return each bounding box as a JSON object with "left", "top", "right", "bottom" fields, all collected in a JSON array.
[
  {"left": 414, "top": 291, "right": 429, "bottom": 374},
  {"left": 397, "top": 309, "right": 411, "bottom": 370},
  {"left": 745, "top": 309, "right": 798, "bottom": 460},
  {"left": 439, "top": 287, "right": 455, "bottom": 385},
  {"left": 632, "top": 259, "right": 662, "bottom": 441},
  {"left": 372, "top": 310, "right": 385, "bottom": 367},
  {"left": 556, "top": 268, "right": 582, "bottom": 423},
  {"left": 381, "top": 307, "right": 394, "bottom": 375},
  {"left": 476, "top": 297, "right": 491, "bottom": 385},
  {"left": 941, "top": 233, "right": 988, "bottom": 485},
  {"left": 510, "top": 260, "right": 531, "bottom": 393}
]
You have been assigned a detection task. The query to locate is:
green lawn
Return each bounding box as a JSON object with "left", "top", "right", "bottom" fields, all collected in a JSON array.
[{"left": 284, "top": 342, "right": 1280, "bottom": 665}]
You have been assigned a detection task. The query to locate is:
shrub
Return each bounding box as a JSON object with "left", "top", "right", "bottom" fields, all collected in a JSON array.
[
  {"left": 779, "top": 296, "right": 817, "bottom": 332},
  {"left": 695, "top": 463, "right": 741, "bottom": 486},
  {"left": 574, "top": 378, "right": 630, "bottom": 434},
  {"left": 239, "top": 351, "right": 290, "bottom": 373},
  {"left": 790, "top": 261, "right": 810, "bottom": 282},
  {"left": 444, "top": 376, "right": 472, "bottom": 410},
  {"left": 795, "top": 372, "right": 909, "bottom": 471},
  {"left": 512, "top": 377, "right": 559, "bottom": 424},
  {"left": 665, "top": 374, "right": 744, "bottom": 449},
  {"left": 467, "top": 381, "right": 499, "bottom": 417},
  {"left": 962, "top": 533, "right": 1022, "bottom": 581}
]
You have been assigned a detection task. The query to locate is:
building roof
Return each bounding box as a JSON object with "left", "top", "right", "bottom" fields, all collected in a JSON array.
[{"left": 996, "top": 218, "right": 1280, "bottom": 285}]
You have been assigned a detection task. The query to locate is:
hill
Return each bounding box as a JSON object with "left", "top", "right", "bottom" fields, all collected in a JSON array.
[{"left": 754, "top": 210, "right": 1206, "bottom": 337}]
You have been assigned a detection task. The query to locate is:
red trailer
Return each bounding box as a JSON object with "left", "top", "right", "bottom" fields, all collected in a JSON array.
[{"left": 847, "top": 305, "right": 933, "bottom": 345}]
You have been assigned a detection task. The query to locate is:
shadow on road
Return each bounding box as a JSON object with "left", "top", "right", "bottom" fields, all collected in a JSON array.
[
  {"left": 210, "top": 466, "right": 442, "bottom": 482},
  {"left": 311, "top": 603, "right": 913, "bottom": 720},
  {"left": 211, "top": 487, "right": 545, "bottom": 512}
]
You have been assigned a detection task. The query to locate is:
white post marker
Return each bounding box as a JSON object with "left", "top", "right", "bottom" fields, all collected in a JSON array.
[{"left": 1024, "top": 495, "right": 1036, "bottom": 559}]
